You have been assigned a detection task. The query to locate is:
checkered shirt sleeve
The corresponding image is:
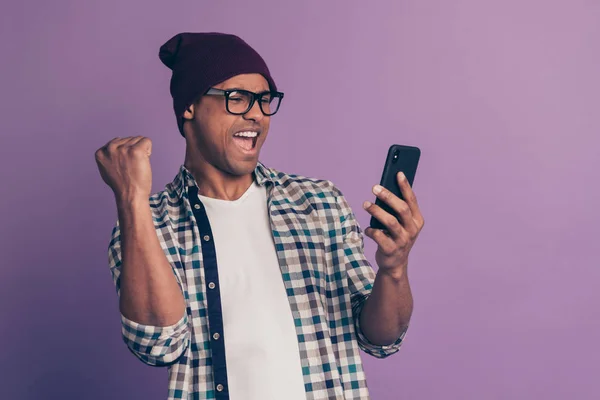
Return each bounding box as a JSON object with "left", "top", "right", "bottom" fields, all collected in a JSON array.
[
  {"left": 107, "top": 221, "right": 191, "bottom": 367},
  {"left": 333, "top": 185, "right": 408, "bottom": 358}
]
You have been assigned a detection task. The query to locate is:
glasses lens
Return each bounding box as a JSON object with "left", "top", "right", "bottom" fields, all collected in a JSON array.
[
  {"left": 227, "top": 90, "right": 252, "bottom": 114},
  {"left": 261, "top": 93, "right": 281, "bottom": 115}
]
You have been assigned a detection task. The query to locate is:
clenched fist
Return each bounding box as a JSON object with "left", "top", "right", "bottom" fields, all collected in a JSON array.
[{"left": 95, "top": 136, "right": 153, "bottom": 202}]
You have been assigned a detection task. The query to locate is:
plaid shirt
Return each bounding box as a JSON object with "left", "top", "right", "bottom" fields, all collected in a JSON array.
[{"left": 108, "top": 161, "right": 407, "bottom": 399}]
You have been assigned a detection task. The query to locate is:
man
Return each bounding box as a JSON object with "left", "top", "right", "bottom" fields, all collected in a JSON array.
[{"left": 95, "top": 32, "right": 424, "bottom": 400}]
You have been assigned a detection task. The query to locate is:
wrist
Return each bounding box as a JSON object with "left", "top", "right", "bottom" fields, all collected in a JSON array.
[
  {"left": 377, "top": 264, "right": 408, "bottom": 282},
  {"left": 115, "top": 190, "right": 148, "bottom": 204},
  {"left": 115, "top": 193, "right": 150, "bottom": 211}
]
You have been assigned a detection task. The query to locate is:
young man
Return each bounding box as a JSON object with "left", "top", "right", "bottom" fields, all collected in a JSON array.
[{"left": 95, "top": 32, "right": 424, "bottom": 400}]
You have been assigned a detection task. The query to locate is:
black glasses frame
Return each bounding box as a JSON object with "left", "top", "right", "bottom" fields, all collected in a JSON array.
[{"left": 205, "top": 88, "right": 284, "bottom": 116}]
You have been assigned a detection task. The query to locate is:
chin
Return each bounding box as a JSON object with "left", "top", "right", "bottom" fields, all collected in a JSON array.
[{"left": 227, "top": 159, "right": 258, "bottom": 176}]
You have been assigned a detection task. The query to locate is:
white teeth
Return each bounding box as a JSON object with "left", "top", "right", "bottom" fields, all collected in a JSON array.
[{"left": 234, "top": 131, "right": 259, "bottom": 138}]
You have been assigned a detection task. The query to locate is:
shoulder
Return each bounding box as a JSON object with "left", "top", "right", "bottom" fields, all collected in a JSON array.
[
  {"left": 146, "top": 184, "right": 186, "bottom": 226},
  {"left": 110, "top": 187, "right": 179, "bottom": 234},
  {"left": 265, "top": 165, "right": 345, "bottom": 201}
]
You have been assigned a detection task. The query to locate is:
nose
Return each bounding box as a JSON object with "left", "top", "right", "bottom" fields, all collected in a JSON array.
[{"left": 243, "top": 98, "right": 265, "bottom": 122}]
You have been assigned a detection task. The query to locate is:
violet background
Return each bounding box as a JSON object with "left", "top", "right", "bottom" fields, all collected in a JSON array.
[{"left": 0, "top": 1, "right": 598, "bottom": 399}]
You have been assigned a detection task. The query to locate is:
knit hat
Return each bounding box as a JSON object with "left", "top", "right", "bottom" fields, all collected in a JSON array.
[{"left": 159, "top": 32, "right": 278, "bottom": 137}]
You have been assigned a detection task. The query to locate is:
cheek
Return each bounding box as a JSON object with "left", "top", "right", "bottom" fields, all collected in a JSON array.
[
  {"left": 196, "top": 108, "right": 235, "bottom": 144},
  {"left": 262, "top": 120, "right": 271, "bottom": 139}
]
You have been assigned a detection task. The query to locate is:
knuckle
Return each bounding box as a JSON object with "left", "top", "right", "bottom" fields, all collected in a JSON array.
[
  {"left": 138, "top": 137, "right": 152, "bottom": 148},
  {"left": 399, "top": 232, "right": 410, "bottom": 244},
  {"left": 382, "top": 244, "right": 395, "bottom": 256},
  {"left": 106, "top": 140, "right": 119, "bottom": 151},
  {"left": 380, "top": 230, "right": 392, "bottom": 240},
  {"left": 368, "top": 204, "right": 377, "bottom": 215},
  {"left": 126, "top": 146, "right": 139, "bottom": 155},
  {"left": 387, "top": 217, "right": 401, "bottom": 230}
]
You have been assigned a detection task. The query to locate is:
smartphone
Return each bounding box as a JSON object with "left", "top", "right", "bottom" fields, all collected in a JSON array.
[{"left": 369, "top": 144, "right": 421, "bottom": 230}]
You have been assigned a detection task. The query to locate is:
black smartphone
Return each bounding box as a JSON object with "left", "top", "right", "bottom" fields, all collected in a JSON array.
[{"left": 369, "top": 144, "right": 421, "bottom": 230}]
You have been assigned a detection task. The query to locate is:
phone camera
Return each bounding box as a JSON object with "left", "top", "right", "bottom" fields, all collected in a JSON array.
[{"left": 393, "top": 151, "right": 399, "bottom": 163}]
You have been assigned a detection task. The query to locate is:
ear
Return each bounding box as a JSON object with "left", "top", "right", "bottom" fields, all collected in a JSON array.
[{"left": 182, "top": 103, "right": 195, "bottom": 121}]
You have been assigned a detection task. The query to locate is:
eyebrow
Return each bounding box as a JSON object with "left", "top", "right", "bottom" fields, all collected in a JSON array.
[{"left": 223, "top": 87, "right": 271, "bottom": 93}]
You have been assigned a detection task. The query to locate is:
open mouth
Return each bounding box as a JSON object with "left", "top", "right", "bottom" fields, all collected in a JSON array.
[{"left": 232, "top": 131, "right": 259, "bottom": 152}]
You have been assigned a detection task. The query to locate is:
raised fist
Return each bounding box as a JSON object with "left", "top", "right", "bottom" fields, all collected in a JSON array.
[{"left": 95, "top": 136, "right": 153, "bottom": 201}]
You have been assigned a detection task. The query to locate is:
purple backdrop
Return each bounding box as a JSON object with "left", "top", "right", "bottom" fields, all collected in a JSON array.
[{"left": 1, "top": 1, "right": 598, "bottom": 399}]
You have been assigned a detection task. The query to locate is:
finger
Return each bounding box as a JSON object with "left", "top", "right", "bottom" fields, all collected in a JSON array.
[
  {"left": 397, "top": 172, "right": 424, "bottom": 227},
  {"left": 364, "top": 227, "right": 396, "bottom": 255},
  {"left": 106, "top": 137, "right": 130, "bottom": 152},
  {"left": 372, "top": 184, "right": 412, "bottom": 223},
  {"left": 110, "top": 137, "right": 130, "bottom": 144},
  {"left": 117, "top": 137, "right": 151, "bottom": 157},
  {"left": 136, "top": 137, "right": 152, "bottom": 156},
  {"left": 363, "top": 201, "right": 405, "bottom": 239},
  {"left": 370, "top": 184, "right": 418, "bottom": 233},
  {"left": 127, "top": 136, "right": 146, "bottom": 148},
  {"left": 119, "top": 136, "right": 152, "bottom": 157},
  {"left": 373, "top": 185, "right": 416, "bottom": 232},
  {"left": 116, "top": 136, "right": 143, "bottom": 149}
]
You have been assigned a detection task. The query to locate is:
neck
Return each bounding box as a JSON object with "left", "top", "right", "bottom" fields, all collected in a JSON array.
[{"left": 184, "top": 147, "right": 255, "bottom": 201}]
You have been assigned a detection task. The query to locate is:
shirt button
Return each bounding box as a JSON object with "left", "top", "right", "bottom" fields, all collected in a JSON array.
[
  {"left": 203, "top": 235, "right": 211, "bottom": 241},
  {"left": 213, "top": 332, "right": 220, "bottom": 340},
  {"left": 208, "top": 282, "right": 216, "bottom": 289},
  {"left": 194, "top": 204, "right": 201, "bottom": 209},
  {"left": 216, "top": 384, "right": 224, "bottom": 392}
]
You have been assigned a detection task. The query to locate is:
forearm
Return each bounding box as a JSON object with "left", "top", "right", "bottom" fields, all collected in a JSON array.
[
  {"left": 359, "top": 266, "right": 413, "bottom": 345},
  {"left": 117, "top": 196, "right": 186, "bottom": 327}
]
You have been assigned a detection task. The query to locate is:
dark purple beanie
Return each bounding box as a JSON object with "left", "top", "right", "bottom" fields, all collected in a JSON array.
[{"left": 159, "top": 32, "right": 278, "bottom": 137}]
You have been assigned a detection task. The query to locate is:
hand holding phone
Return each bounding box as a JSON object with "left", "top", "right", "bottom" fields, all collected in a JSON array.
[{"left": 369, "top": 144, "right": 421, "bottom": 230}]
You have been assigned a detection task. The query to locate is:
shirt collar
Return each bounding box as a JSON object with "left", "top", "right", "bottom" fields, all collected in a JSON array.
[{"left": 172, "top": 160, "right": 277, "bottom": 200}]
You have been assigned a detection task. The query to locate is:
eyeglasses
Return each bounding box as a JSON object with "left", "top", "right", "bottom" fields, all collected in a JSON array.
[{"left": 204, "top": 88, "right": 284, "bottom": 116}]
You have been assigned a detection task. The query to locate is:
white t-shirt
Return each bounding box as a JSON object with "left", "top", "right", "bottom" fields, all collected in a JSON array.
[{"left": 198, "top": 181, "right": 306, "bottom": 400}]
